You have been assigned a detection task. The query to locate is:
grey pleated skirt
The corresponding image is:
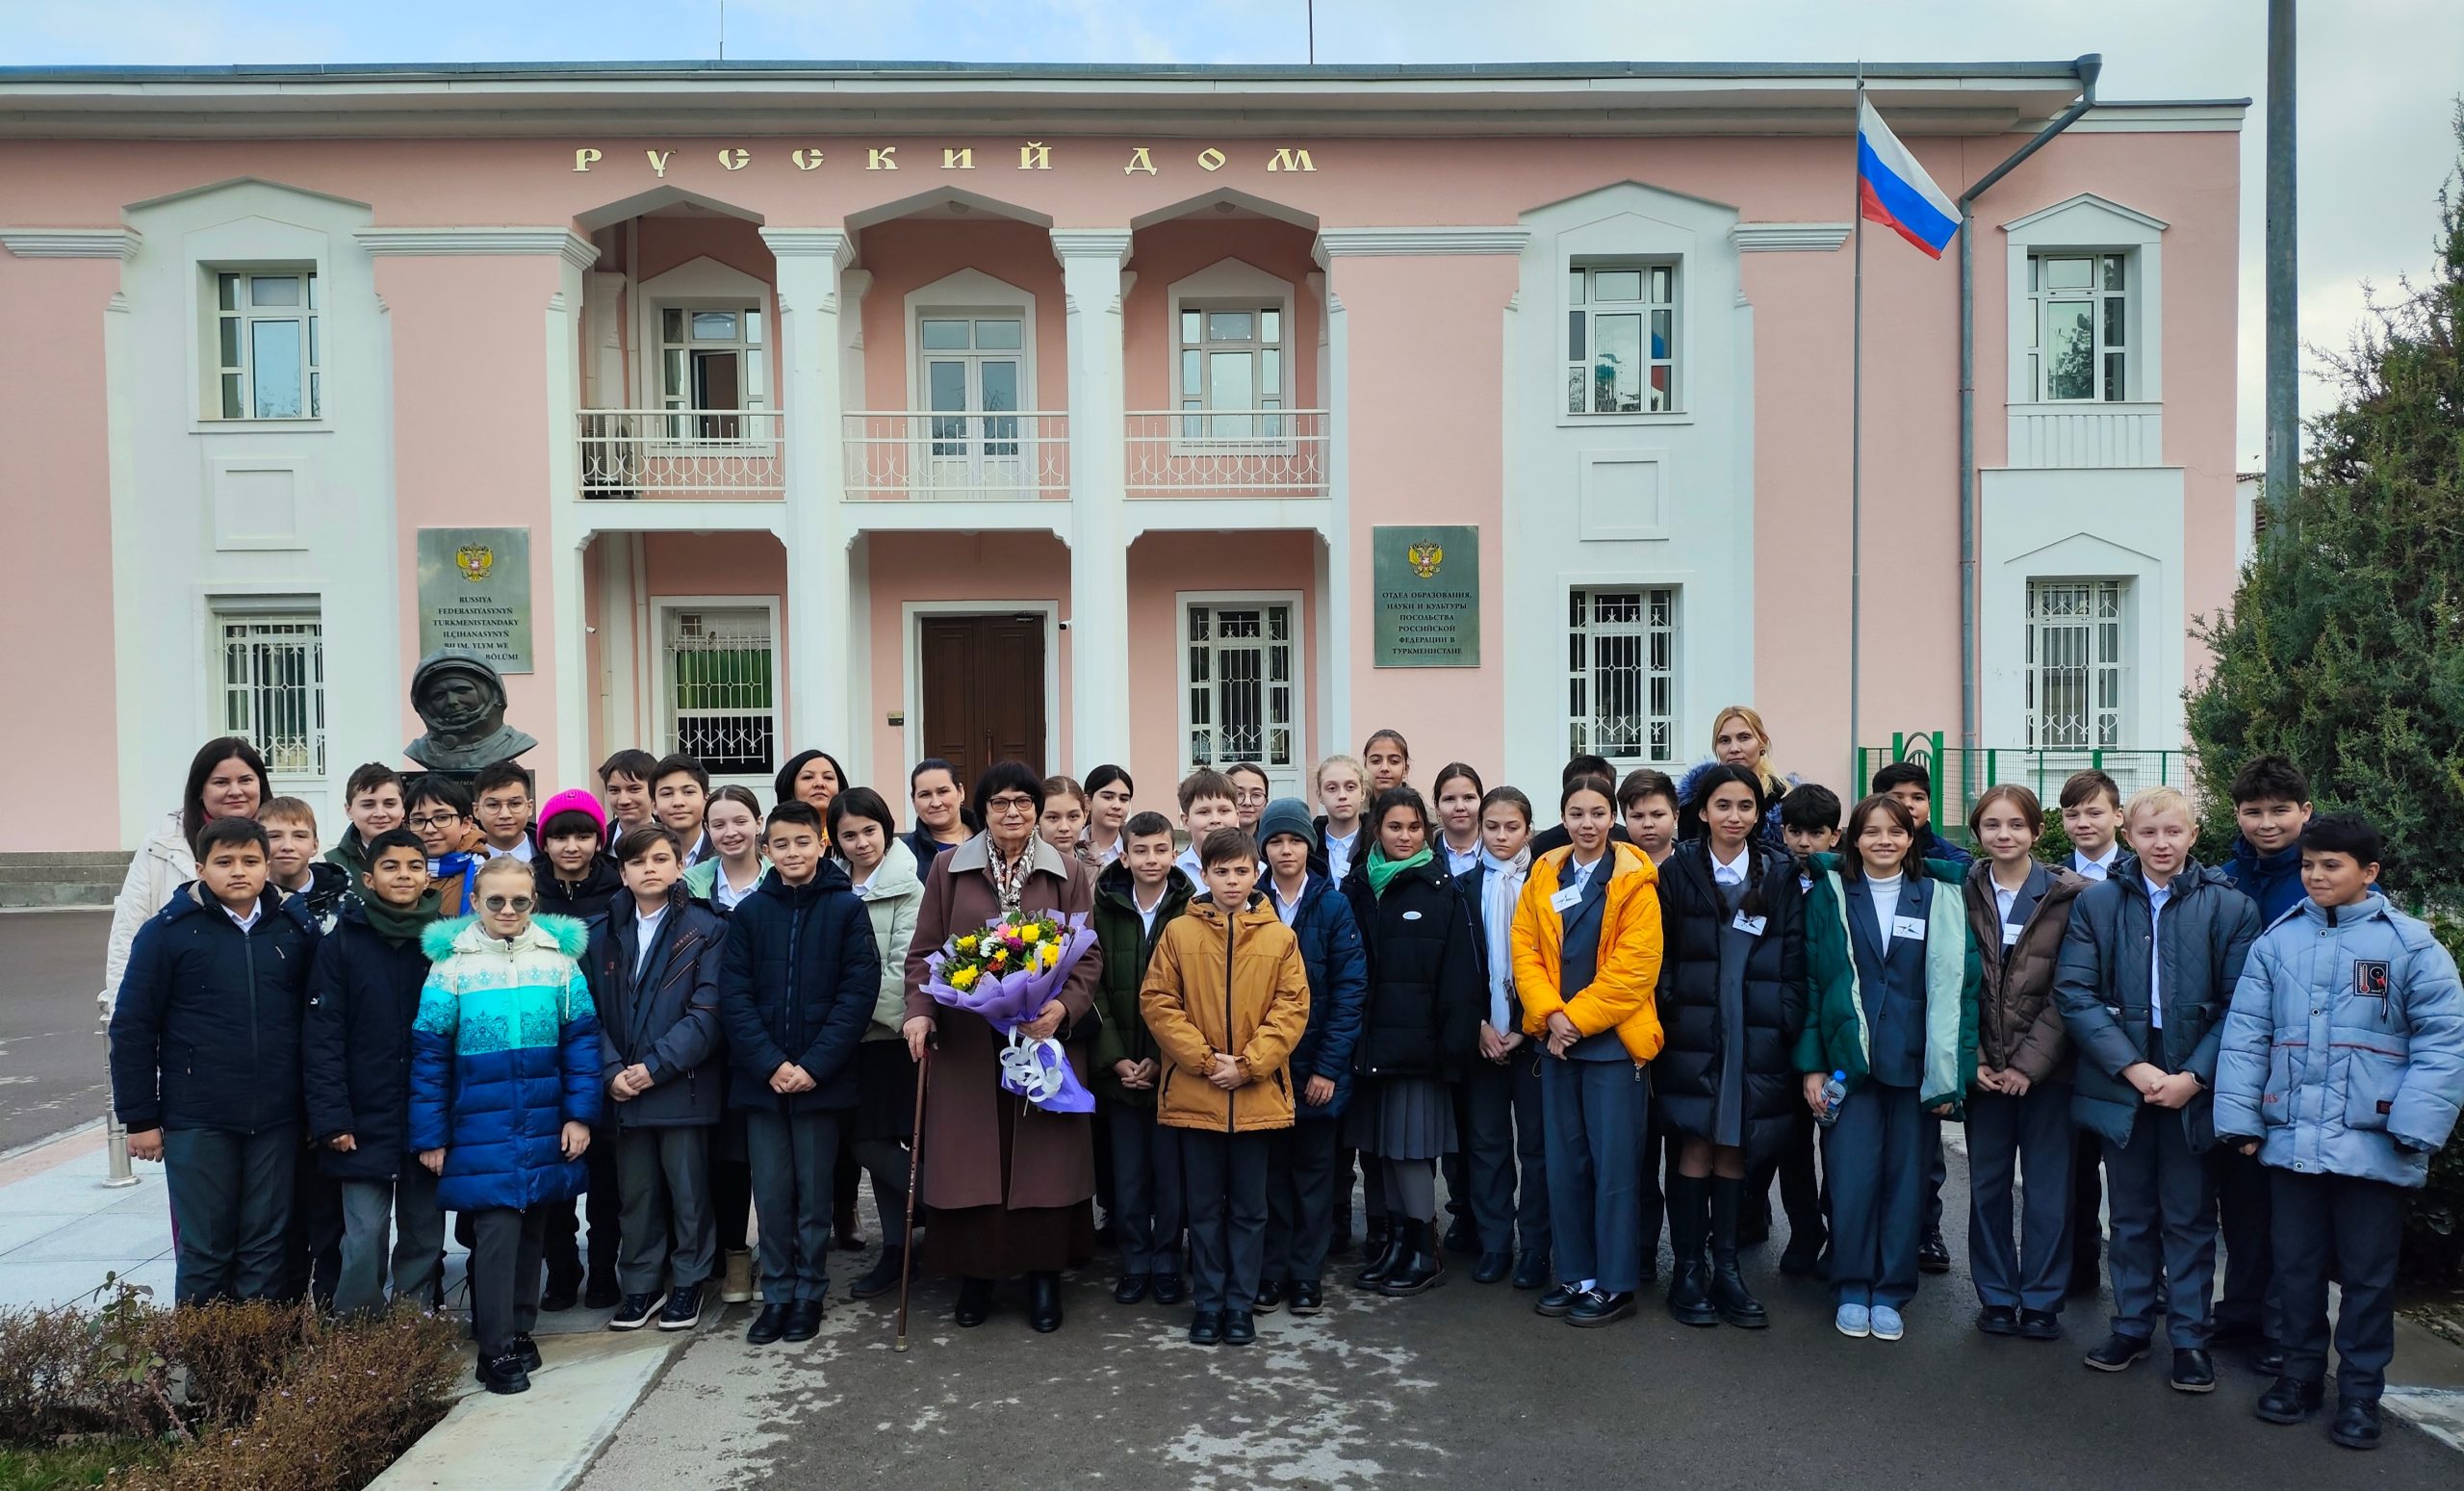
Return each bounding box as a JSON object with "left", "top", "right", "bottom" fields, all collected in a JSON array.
[{"left": 1342, "top": 1075, "right": 1457, "bottom": 1161}]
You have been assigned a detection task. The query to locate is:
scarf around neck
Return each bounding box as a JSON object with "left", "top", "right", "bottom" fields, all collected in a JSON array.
[
  {"left": 1366, "top": 843, "right": 1433, "bottom": 897},
  {"left": 359, "top": 893, "right": 432, "bottom": 946}
]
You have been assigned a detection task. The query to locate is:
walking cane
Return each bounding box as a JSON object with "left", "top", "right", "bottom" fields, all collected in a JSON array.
[{"left": 894, "top": 1044, "right": 931, "bottom": 1352}]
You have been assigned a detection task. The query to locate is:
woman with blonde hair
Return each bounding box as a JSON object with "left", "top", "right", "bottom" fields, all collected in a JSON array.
[{"left": 1678, "top": 705, "right": 1799, "bottom": 846}]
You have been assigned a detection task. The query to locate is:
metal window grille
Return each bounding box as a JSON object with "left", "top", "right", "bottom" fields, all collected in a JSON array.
[
  {"left": 2025, "top": 579, "right": 2126, "bottom": 749},
  {"left": 217, "top": 613, "right": 325, "bottom": 777},
  {"left": 1186, "top": 602, "right": 1295, "bottom": 773},
  {"left": 213, "top": 271, "right": 320, "bottom": 420},
  {"left": 2026, "top": 252, "right": 2128, "bottom": 402},
  {"left": 664, "top": 607, "right": 777, "bottom": 776},
  {"left": 1567, "top": 587, "right": 1678, "bottom": 764},
  {"left": 1567, "top": 263, "right": 1679, "bottom": 415}
]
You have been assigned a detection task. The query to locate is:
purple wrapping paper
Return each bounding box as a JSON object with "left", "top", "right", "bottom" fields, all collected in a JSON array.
[{"left": 921, "top": 913, "right": 1099, "bottom": 1114}]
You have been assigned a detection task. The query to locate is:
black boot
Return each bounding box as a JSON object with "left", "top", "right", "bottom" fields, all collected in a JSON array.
[
  {"left": 1352, "top": 1220, "right": 1401, "bottom": 1288},
  {"left": 1707, "top": 1176, "right": 1768, "bottom": 1329},
  {"left": 954, "top": 1276, "right": 993, "bottom": 1327},
  {"left": 1380, "top": 1220, "right": 1445, "bottom": 1297},
  {"left": 1027, "top": 1271, "right": 1064, "bottom": 1333},
  {"left": 1663, "top": 1174, "right": 1717, "bottom": 1326}
]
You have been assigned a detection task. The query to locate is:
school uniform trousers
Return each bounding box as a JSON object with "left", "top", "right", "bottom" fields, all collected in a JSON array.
[
  {"left": 1105, "top": 1101, "right": 1186, "bottom": 1279},
  {"left": 1459, "top": 1052, "right": 1550, "bottom": 1257},
  {"left": 333, "top": 1160, "right": 444, "bottom": 1319},
  {"left": 1537, "top": 863, "right": 1645, "bottom": 1292},
  {"left": 2100, "top": 1109, "right": 2218, "bottom": 1347},
  {"left": 2211, "top": 1146, "right": 2281, "bottom": 1345},
  {"left": 469, "top": 1205, "right": 549, "bottom": 1360},
  {"left": 1964, "top": 1083, "right": 2075, "bottom": 1313},
  {"left": 2271, "top": 1169, "right": 2404, "bottom": 1399},
  {"left": 1265, "top": 1117, "right": 1344, "bottom": 1286},
  {"left": 1746, "top": 1109, "right": 1824, "bottom": 1250},
  {"left": 164, "top": 1125, "right": 299, "bottom": 1305},
  {"left": 1183, "top": 1129, "right": 1272, "bottom": 1315},
  {"left": 745, "top": 1110, "right": 842, "bottom": 1303},
  {"left": 614, "top": 1125, "right": 716, "bottom": 1296}
]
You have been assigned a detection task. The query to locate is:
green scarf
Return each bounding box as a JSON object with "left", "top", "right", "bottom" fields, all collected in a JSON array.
[
  {"left": 359, "top": 892, "right": 434, "bottom": 946},
  {"left": 1365, "top": 844, "right": 1433, "bottom": 897}
]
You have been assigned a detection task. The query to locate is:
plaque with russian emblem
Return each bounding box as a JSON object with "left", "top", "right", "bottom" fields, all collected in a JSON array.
[
  {"left": 1373, "top": 524, "right": 1479, "bottom": 667},
  {"left": 416, "top": 527, "right": 533, "bottom": 672}
]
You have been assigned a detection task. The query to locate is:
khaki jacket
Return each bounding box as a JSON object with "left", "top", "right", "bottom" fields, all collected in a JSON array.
[{"left": 1141, "top": 894, "right": 1312, "bottom": 1133}]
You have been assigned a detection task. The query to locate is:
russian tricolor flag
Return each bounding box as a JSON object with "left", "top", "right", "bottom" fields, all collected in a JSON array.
[{"left": 1856, "top": 98, "right": 1959, "bottom": 259}]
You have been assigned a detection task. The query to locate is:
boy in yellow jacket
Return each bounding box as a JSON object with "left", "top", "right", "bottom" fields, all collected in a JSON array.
[{"left": 1141, "top": 826, "right": 1313, "bottom": 1347}]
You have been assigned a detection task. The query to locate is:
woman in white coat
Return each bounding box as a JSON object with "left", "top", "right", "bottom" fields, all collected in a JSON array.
[
  {"left": 828, "top": 786, "right": 926, "bottom": 1299},
  {"left": 99, "top": 738, "right": 270, "bottom": 1017}
]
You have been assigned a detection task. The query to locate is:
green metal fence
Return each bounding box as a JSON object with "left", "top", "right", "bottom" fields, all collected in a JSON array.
[{"left": 1854, "top": 733, "right": 2191, "bottom": 845}]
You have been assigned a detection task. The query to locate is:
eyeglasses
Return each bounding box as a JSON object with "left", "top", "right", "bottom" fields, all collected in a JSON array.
[
  {"left": 408, "top": 812, "right": 463, "bottom": 831},
  {"left": 481, "top": 895, "right": 535, "bottom": 913},
  {"left": 986, "top": 795, "right": 1039, "bottom": 817},
  {"left": 1235, "top": 789, "right": 1269, "bottom": 806}
]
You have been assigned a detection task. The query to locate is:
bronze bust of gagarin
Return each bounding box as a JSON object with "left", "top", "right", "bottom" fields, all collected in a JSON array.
[{"left": 404, "top": 648, "right": 536, "bottom": 774}]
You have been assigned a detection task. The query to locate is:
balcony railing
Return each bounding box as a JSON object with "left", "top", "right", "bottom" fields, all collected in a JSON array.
[
  {"left": 578, "top": 409, "right": 783, "bottom": 500},
  {"left": 1125, "top": 409, "right": 1327, "bottom": 498},
  {"left": 842, "top": 412, "right": 1070, "bottom": 501}
]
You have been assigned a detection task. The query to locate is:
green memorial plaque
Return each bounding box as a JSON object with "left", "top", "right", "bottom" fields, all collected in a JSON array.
[{"left": 1373, "top": 524, "right": 1479, "bottom": 668}]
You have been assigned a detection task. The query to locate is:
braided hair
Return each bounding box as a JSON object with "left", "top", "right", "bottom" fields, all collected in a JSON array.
[{"left": 1693, "top": 762, "right": 1770, "bottom": 920}]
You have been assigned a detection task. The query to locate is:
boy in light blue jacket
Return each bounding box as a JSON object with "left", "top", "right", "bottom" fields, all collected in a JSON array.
[{"left": 2215, "top": 813, "right": 2464, "bottom": 1452}]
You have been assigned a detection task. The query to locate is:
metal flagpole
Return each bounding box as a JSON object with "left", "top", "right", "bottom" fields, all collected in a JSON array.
[{"left": 1849, "top": 66, "right": 1865, "bottom": 768}]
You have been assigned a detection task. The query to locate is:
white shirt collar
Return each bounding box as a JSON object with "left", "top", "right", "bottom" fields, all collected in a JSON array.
[
  {"left": 222, "top": 899, "right": 262, "bottom": 932},
  {"left": 1709, "top": 844, "right": 1750, "bottom": 887}
]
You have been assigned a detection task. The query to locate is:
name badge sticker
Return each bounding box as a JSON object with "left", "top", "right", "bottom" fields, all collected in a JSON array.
[
  {"left": 1550, "top": 886, "right": 1584, "bottom": 914},
  {"left": 1732, "top": 912, "right": 1767, "bottom": 938},
  {"left": 2001, "top": 922, "right": 2023, "bottom": 946},
  {"left": 1891, "top": 914, "right": 1928, "bottom": 941}
]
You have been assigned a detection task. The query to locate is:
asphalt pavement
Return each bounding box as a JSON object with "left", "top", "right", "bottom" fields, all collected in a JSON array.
[
  {"left": 579, "top": 1156, "right": 2462, "bottom": 1490},
  {"left": 0, "top": 910, "right": 112, "bottom": 1153}
]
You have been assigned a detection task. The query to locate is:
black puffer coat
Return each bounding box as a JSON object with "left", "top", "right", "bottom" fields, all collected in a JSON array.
[
  {"left": 301, "top": 901, "right": 434, "bottom": 1179},
  {"left": 1651, "top": 840, "right": 1809, "bottom": 1160},
  {"left": 1340, "top": 856, "right": 1482, "bottom": 1081}
]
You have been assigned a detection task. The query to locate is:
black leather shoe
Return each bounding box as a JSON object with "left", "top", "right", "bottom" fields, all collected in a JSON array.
[
  {"left": 2169, "top": 1349, "right": 2218, "bottom": 1394},
  {"left": 1150, "top": 1273, "right": 1187, "bottom": 1306},
  {"left": 1114, "top": 1272, "right": 1152, "bottom": 1305},
  {"left": 1567, "top": 1290, "right": 1637, "bottom": 1327},
  {"left": 1916, "top": 1228, "right": 1951, "bottom": 1274},
  {"left": 2329, "top": 1396, "right": 2382, "bottom": 1451},
  {"left": 2252, "top": 1343, "right": 2290, "bottom": 1376},
  {"left": 541, "top": 1272, "right": 580, "bottom": 1314},
  {"left": 1286, "top": 1281, "right": 1323, "bottom": 1316},
  {"left": 1534, "top": 1284, "right": 1580, "bottom": 1319},
  {"left": 2019, "top": 1309, "right": 2064, "bottom": 1342},
  {"left": 477, "top": 1351, "right": 531, "bottom": 1395},
  {"left": 2084, "top": 1333, "right": 2151, "bottom": 1373},
  {"left": 1473, "top": 1250, "right": 1512, "bottom": 1284},
  {"left": 954, "top": 1276, "right": 993, "bottom": 1327},
  {"left": 1352, "top": 1230, "right": 1399, "bottom": 1289},
  {"left": 851, "top": 1248, "right": 905, "bottom": 1301},
  {"left": 1379, "top": 1221, "right": 1444, "bottom": 1296},
  {"left": 1778, "top": 1229, "right": 1826, "bottom": 1276},
  {"left": 1253, "top": 1279, "right": 1285, "bottom": 1313},
  {"left": 1510, "top": 1251, "right": 1551, "bottom": 1291},
  {"left": 511, "top": 1333, "right": 542, "bottom": 1373},
  {"left": 1027, "top": 1272, "right": 1063, "bottom": 1333},
  {"left": 1442, "top": 1217, "right": 1478, "bottom": 1256},
  {"left": 583, "top": 1272, "right": 623, "bottom": 1311},
  {"left": 746, "top": 1303, "right": 791, "bottom": 1345},
  {"left": 2255, "top": 1375, "right": 2325, "bottom": 1425},
  {"left": 1976, "top": 1305, "right": 2020, "bottom": 1337},
  {"left": 1188, "top": 1310, "right": 1223, "bottom": 1347},
  {"left": 1221, "top": 1310, "right": 1257, "bottom": 1347},
  {"left": 783, "top": 1299, "right": 824, "bottom": 1342}
]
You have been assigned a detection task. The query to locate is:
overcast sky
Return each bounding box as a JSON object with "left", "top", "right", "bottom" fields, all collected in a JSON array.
[{"left": 10, "top": 0, "right": 2458, "bottom": 466}]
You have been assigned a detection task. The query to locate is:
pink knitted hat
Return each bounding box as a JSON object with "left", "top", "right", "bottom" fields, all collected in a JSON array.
[{"left": 534, "top": 787, "right": 610, "bottom": 850}]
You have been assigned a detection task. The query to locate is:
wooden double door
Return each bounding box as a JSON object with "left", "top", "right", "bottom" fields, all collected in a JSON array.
[{"left": 918, "top": 614, "right": 1046, "bottom": 787}]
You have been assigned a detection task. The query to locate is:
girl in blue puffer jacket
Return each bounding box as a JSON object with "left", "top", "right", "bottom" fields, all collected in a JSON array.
[{"left": 410, "top": 857, "right": 603, "bottom": 1397}]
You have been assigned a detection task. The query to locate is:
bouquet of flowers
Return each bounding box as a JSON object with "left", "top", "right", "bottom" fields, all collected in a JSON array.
[{"left": 921, "top": 911, "right": 1100, "bottom": 1114}]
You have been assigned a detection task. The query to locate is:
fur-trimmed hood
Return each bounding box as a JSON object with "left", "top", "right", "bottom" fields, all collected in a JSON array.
[{"left": 422, "top": 912, "right": 591, "bottom": 963}]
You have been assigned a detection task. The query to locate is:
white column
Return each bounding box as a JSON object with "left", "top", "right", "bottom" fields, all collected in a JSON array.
[
  {"left": 761, "top": 228, "right": 857, "bottom": 759},
  {"left": 545, "top": 234, "right": 598, "bottom": 791},
  {"left": 1053, "top": 229, "right": 1135, "bottom": 772},
  {"left": 1320, "top": 281, "right": 1355, "bottom": 756}
]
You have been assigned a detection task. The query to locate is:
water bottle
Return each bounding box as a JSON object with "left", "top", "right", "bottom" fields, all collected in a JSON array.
[{"left": 1814, "top": 1070, "right": 1850, "bottom": 1128}]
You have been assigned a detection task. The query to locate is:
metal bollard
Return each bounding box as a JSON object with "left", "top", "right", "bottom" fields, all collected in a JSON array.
[{"left": 102, "top": 1111, "right": 140, "bottom": 1188}]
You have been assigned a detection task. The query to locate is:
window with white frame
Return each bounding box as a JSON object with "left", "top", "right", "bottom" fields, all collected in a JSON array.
[
  {"left": 1567, "top": 587, "right": 1679, "bottom": 763},
  {"left": 657, "top": 305, "right": 765, "bottom": 439},
  {"left": 2026, "top": 252, "right": 2128, "bottom": 402},
  {"left": 1567, "top": 263, "right": 1678, "bottom": 415},
  {"left": 2025, "top": 579, "right": 2126, "bottom": 748},
  {"left": 212, "top": 270, "right": 320, "bottom": 420},
  {"left": 662, "top": 604, "right": 777, "bottom": 777},
  {"left": 1177, "top": 304, "right": 1287, "bottom": 439},
  {"left": 214, "top": 605, "right": 325, "bottom": 779},
  {"left": 1184, "top": 600, "right": 1299, "bottom": 780}
]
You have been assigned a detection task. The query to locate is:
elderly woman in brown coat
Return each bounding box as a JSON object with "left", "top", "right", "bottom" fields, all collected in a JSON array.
[{"left": 903, "top": 760, "right": 1103, "bottom": 1333}]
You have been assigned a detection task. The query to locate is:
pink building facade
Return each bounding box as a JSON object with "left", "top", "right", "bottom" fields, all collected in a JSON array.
[{"left": 0, "top": 62, "right": 2246, "bottom": 852}]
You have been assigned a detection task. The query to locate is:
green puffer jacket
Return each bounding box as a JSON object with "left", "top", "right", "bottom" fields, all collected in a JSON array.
[
  {"left": 1089, "top": 860, "right": 1195, "bottom": 1107},
  {"left": 1793, "top": 853, "right": 1983, "bottom": 1118}
]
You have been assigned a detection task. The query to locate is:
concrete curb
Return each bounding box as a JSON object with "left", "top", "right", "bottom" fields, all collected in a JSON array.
[{"left": 372, "top": 1325, "right": 694, "bottom": 1491}]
